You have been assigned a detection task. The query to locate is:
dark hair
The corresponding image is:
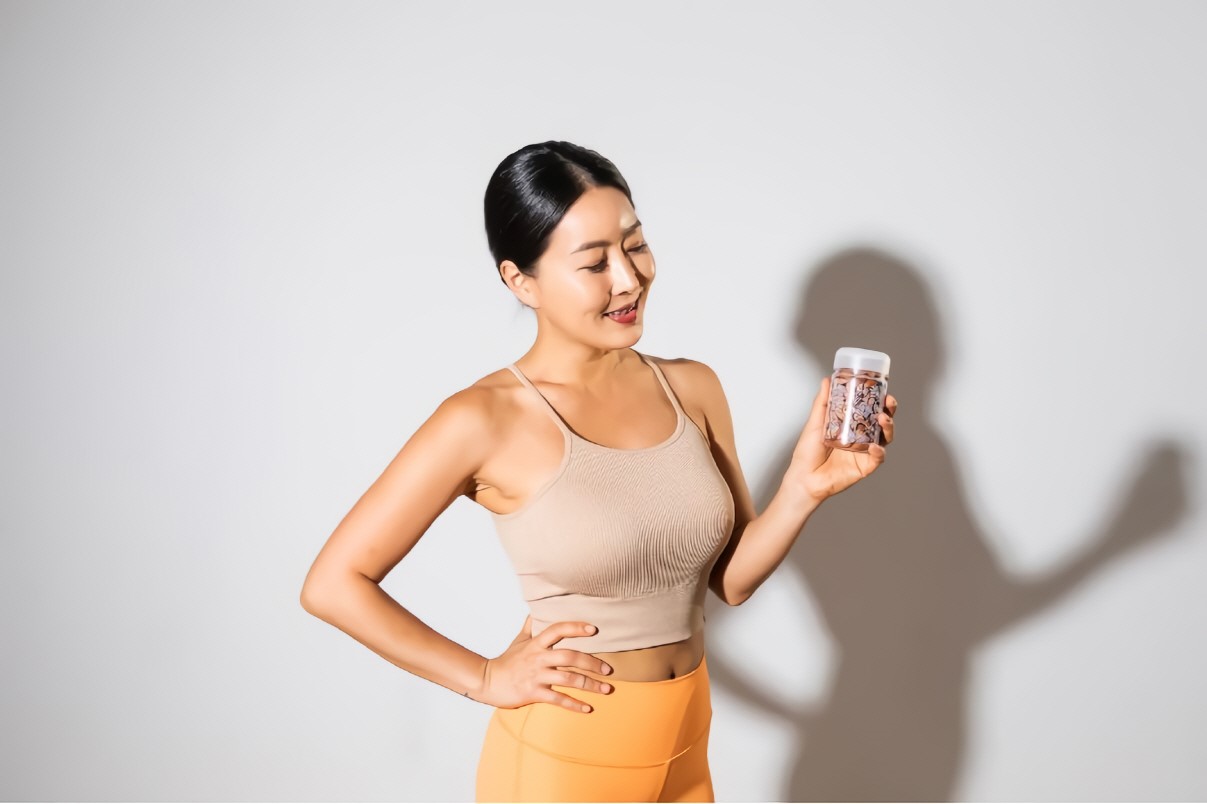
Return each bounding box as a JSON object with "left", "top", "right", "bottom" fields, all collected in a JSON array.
[{"left": 483, "top": 141, "right": 634, "bottom": 294}]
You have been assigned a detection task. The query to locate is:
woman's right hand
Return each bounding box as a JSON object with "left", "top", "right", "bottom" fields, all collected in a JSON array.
[{"left": 476, "top": 615, "right": 614, "bottom": 713}]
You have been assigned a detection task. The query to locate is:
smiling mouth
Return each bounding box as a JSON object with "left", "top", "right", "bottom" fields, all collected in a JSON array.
[{"left": 603, "top": 298, "right": 640, "bottom": 316}]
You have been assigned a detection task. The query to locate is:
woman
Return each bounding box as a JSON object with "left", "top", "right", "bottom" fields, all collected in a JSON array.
[{"left": 300, "top": 141, "right": 896, "bottom": 802}]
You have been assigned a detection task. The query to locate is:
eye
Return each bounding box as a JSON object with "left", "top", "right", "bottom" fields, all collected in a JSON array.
[{"left": 584, "top": 243, "right": 649, "bottom": 272}]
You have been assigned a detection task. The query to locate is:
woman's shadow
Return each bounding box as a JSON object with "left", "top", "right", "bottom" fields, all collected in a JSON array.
[{"left": 703, "top": 246, "right": 1192, "bottom": 802}]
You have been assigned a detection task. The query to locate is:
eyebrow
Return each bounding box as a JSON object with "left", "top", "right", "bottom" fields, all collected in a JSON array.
[{"left": 571, "top": 219, "right": 643, "bottom": 253}]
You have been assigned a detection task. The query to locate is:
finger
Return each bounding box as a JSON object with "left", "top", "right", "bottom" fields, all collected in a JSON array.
[
  {"left": 813, "top": 376, "right": 830, "bottom": 417},
  {"left": 886, "top": 394, "right": 897, "bottom": 416},
  {"left": 542, "top": 687, "right": 594, "bottom": 713},
  {"left": 546, "top": 667, "right": 613, "bottom": 695},
  {"left": 878, "top": 411, "right": 894, "bottom": 445},
  {"left": 540, "top": 621, "right": 597, "bottom": 649},
  {"left": 801, "top": 376, "right": 832, "bottom": 442},
  {"left": 549, "top": 648, "right": 613, "bottom": 677}
]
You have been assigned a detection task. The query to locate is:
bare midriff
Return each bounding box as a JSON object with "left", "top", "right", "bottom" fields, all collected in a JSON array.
[{"left": 564, "top": 628, "right": 705, "bottom": 683}]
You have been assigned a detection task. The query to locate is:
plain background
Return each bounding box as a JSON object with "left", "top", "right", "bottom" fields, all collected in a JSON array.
[{"left": 2, "top": 1, "right": 1205, "bottom": 800}]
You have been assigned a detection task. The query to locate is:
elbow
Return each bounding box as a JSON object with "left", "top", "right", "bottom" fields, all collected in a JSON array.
[
  {"left": 299, "top": 571, "right": 342, "bottom": 617},
  {"left": 299, "top": 582, "right": 326, "bottom": 617},
  {"left": 711, "top": 579, "right": 752, "bottom": 607},
  {"left": 727, "top": 589, "right": 752, "bottom": 607},
  {"left": 300, "top": 568, "right": 375, "bottom": 617}
]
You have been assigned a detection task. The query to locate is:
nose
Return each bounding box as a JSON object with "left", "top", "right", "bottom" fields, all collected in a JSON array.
[{"left": 607, "top": 249, "right": 642, "bottom": 293}]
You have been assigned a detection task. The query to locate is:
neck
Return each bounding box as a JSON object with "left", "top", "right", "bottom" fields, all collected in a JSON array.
[{"left": 518, "top": 341, "right": 637, "bottom": 390}]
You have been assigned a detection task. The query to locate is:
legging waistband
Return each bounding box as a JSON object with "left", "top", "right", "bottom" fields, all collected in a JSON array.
[{"left": 489, "top": 652, "right": 712, "bottom": 768}]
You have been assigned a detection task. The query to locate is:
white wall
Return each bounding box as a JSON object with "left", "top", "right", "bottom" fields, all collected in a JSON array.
[{"left": 2, "top": 1, "right": 1204, "bottom": 800}]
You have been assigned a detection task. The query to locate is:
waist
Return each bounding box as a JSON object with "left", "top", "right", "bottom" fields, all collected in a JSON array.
[
  {"left": 573, "top": 629, "right": 705, "bottom": 682},
  {"left": 491, "top": 651, "right": 711, "bottom": 768}
]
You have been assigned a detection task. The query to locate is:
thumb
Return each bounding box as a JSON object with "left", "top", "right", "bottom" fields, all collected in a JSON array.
[
  {"left": 806, "top": 376, "right": 830, "bottom": 433},
  {"left": 794, "top": 376, "right": 833, "bottom": 465}
]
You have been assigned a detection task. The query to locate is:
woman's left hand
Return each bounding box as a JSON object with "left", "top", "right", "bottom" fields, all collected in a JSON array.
[{"left": 787, "top": 376, "right": 896, "bottom": 505}]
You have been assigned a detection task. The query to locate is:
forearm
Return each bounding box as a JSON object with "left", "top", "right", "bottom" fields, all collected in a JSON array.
[
  {"left": 301, "top": 573, "right": 488, "bottom": 702},
  {"left": 713, "top": 467, "right": 823, "bottom": 605}
]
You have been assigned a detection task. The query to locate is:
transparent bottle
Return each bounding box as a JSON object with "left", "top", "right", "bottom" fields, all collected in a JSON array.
[{"left": 824, "top": 347, "right": 891, "bottom": 452}]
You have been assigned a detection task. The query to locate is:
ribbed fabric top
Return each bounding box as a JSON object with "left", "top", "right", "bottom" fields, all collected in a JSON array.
[{"left": 491, "top": 351, "right": 735, "bottom": 653}]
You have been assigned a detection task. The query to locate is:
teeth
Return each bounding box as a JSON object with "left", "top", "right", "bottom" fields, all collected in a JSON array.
[{"left": 608, "top": 302, "right": 635, "bottom": 315}]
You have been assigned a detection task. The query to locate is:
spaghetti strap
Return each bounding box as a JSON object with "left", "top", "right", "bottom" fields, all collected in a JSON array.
[
  {"left": 507, "top": 352, "right": 685, "bottom": 452},
  {"left": 506, "top": 363, "right": 573, "bottom": 437},
  {"left": 635, "top": 351, "right": 687, "bottom": 419}
]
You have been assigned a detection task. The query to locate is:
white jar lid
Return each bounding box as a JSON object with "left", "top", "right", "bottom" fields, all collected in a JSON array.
[{"left": 833, "top": 347, "right": 890, "bottom": 376}]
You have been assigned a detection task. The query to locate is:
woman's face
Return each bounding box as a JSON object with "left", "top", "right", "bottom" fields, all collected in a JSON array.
[{"left": 502, "top": 185, "right": 655, "bottom": 346}]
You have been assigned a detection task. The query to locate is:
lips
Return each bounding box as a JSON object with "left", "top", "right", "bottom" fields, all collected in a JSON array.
[{"left": 604, "top": 296, "right": 640, "bottom": 315}]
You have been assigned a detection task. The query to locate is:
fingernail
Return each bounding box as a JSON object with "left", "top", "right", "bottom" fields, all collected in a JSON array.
[
  {"left": 582, "top": 704, "right": 592, "bottom": 712},
  {"left": 585, "top": 625, "right": 596, "bottom": 634},
  {"left": 602, "top": 683, "right": 612, "bottom": 692},
  {"left": 602, "top": 663, "right": 612, "bottom": 674}
]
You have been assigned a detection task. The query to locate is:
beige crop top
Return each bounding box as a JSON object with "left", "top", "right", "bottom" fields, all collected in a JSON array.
[{"left": 490, "top": 351, "right": 736, "bottom": 653}]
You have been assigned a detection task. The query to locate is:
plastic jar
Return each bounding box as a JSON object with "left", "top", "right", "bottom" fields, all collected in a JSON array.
[{"left": 824, "top": 347, "right": 891, "bottom": 452}]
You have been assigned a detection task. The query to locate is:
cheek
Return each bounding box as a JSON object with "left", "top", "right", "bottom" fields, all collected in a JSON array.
[{"left": 558, "top": 277, "right": 608, "bottom": 313}]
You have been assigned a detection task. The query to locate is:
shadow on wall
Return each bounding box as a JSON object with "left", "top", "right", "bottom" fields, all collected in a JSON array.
[{"left": 703, "top": 245, "right": 1191, "bottom": 802}]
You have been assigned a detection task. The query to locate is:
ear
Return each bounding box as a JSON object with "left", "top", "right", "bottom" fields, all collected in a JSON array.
[{"left": 499, "top": 259, "right": 538, "bottom": 309}]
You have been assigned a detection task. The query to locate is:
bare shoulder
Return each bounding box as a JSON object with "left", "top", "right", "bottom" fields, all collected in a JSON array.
[
  {"left": 447, "top": 365, "right": 534, "bottom": 489},
  {"left": 643, "top": 353, "right": 725, "bottom": 400},
  {"left": 640, "top": 353, "right": 728, "bottom": 440},
  {"left": 411, "top": 366, "right": 516, "bottom": 465},
  {"left": 434, "top": 366, "right": 516, "bottom": 442}
]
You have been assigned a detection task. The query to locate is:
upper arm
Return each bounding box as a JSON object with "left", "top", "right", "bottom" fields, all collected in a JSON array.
[{"left": 301, "top": 387, "right": 495, "bottom": 598}]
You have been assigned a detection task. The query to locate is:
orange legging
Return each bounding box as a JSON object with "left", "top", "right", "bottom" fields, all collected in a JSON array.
[{"left": 475, "top": 652, "right": 714, "bottom": 802}]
